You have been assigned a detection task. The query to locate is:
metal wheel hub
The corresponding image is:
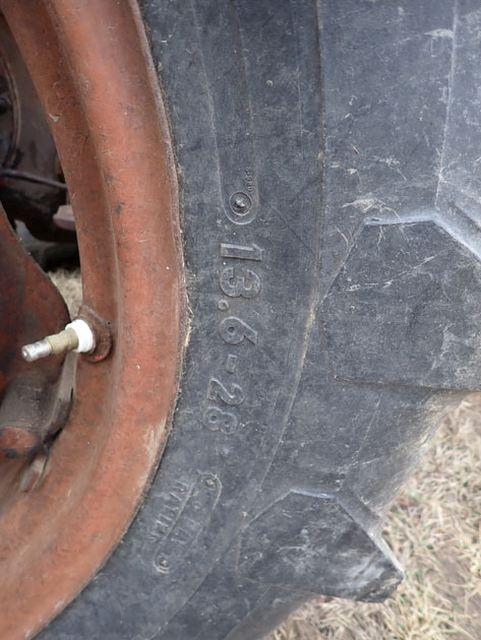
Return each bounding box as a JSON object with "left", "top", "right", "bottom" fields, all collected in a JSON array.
[{"left": 0, "top": 2, "right": 184, "bottom": 639}]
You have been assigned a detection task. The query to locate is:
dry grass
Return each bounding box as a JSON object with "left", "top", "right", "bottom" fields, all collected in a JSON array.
[
  {"left": 49, "top": 269, "right": 481, "bottom": 640},
  {"left": 49, "top": 268, "right": 82, "bottom": 317}
]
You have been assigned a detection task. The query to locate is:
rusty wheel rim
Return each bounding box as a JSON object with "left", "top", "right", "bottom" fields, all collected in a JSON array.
[{"left": 0, "top": 2, "right": 184, "bottom": 638}]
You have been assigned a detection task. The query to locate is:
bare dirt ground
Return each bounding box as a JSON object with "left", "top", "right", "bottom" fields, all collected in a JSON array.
[{"left": 51, "top": 269, "right": 481, "bottom": 640}]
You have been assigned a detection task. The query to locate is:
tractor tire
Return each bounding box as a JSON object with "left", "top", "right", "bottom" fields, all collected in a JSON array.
[{"left": 9, "top": 0, "right": 481, "bottom": 638}]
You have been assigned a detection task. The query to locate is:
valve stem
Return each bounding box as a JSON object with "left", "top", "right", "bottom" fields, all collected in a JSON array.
[{"left": 21, "top": 319, "right": 96, "bottom": 362}]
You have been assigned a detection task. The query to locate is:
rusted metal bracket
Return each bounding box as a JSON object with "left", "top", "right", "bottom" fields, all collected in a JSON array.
[{"left": 0, "top": 202, "right": 71, "bottom": 458}]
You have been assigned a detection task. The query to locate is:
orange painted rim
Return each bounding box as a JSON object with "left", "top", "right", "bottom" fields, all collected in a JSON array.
[{"left": 0, "top": 2, "right": 184, "bottom": 638}]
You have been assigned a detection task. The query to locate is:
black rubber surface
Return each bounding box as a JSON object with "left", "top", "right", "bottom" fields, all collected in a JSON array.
[{"left": 42, "top": 1, "right": 481, "bottom": 638}]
